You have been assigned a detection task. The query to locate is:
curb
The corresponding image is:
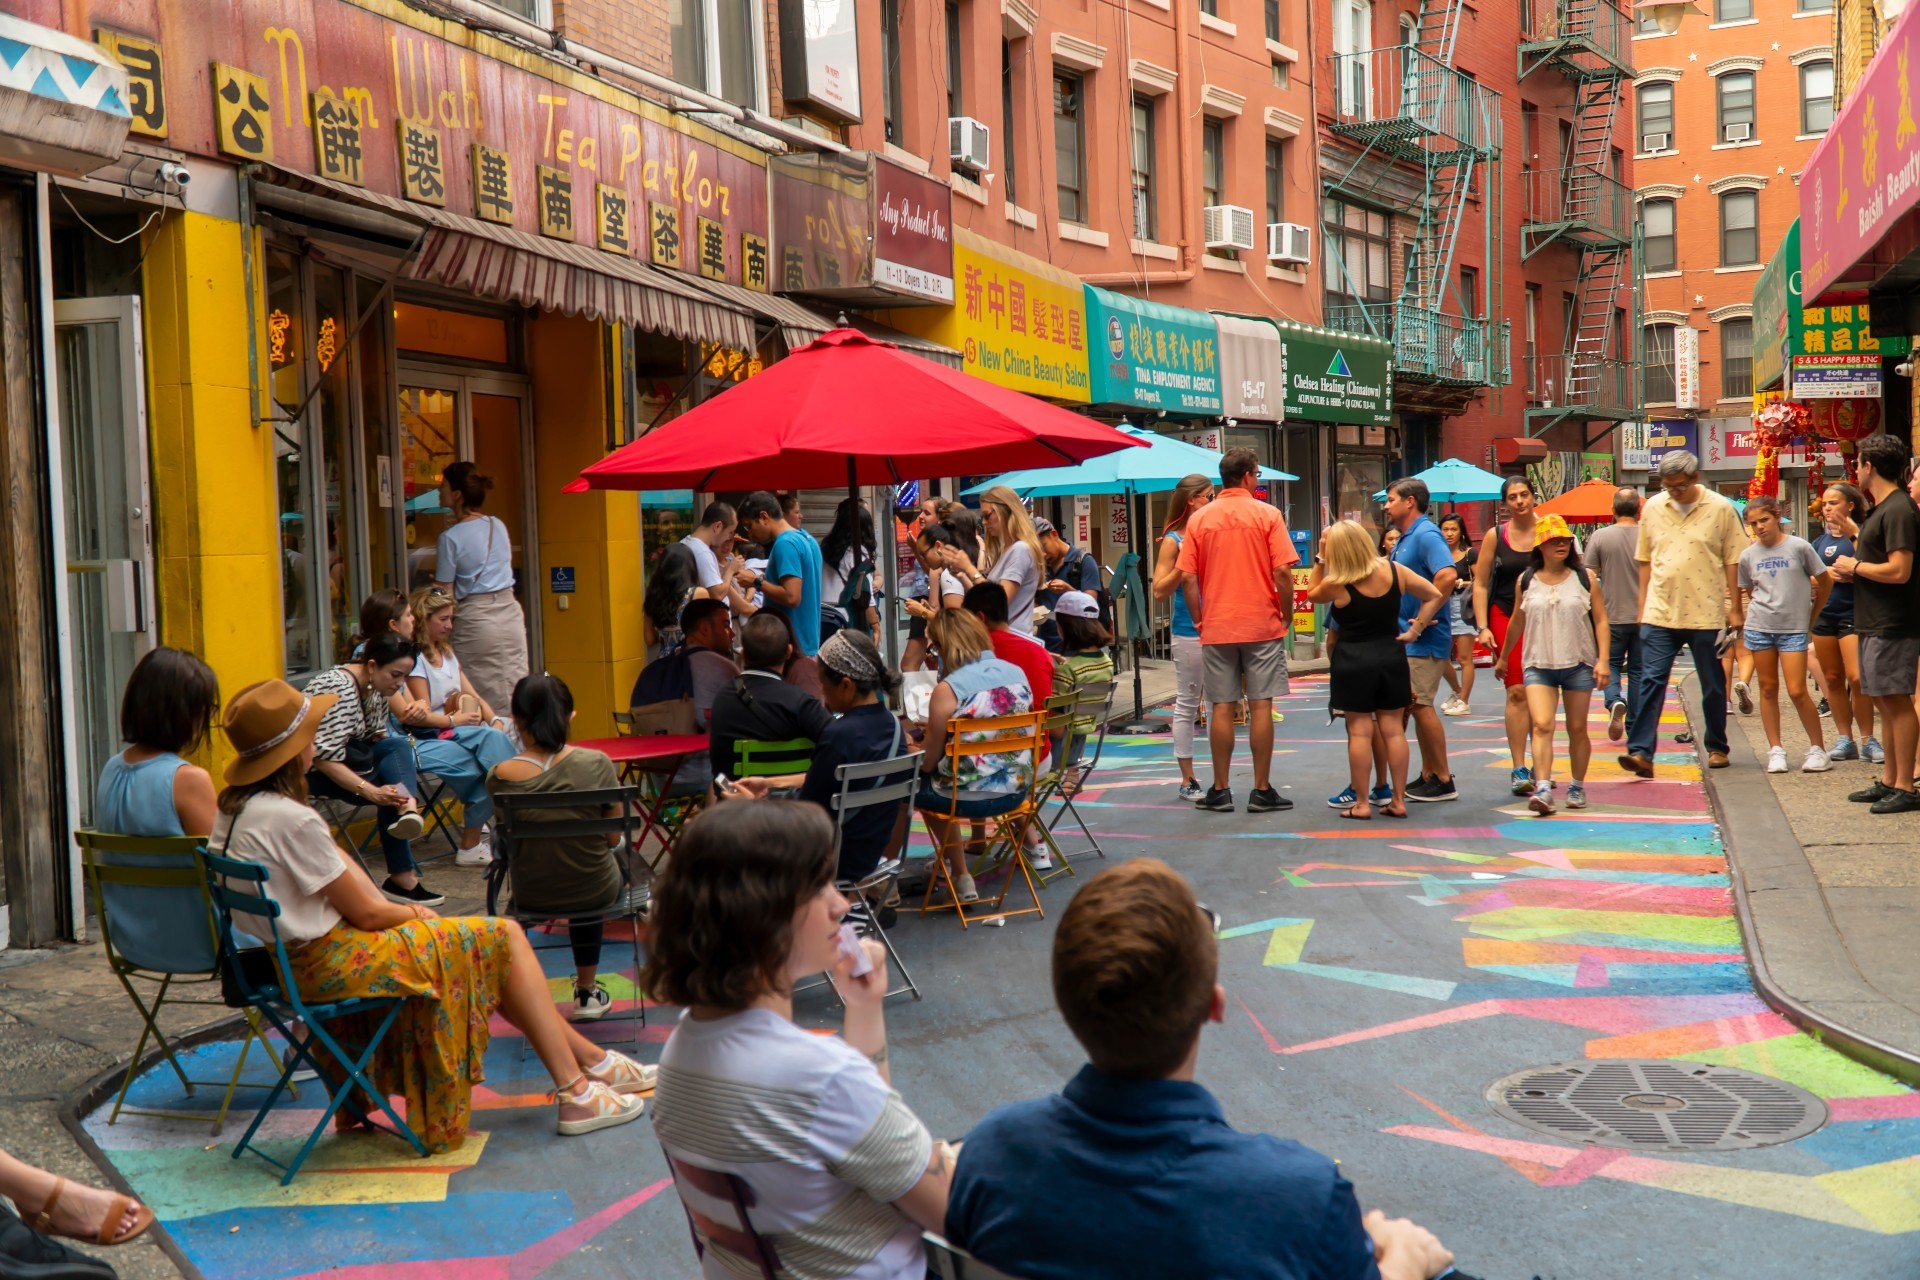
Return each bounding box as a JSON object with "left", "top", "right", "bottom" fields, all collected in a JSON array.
[
  {"left": 1680, "top": 681, "right": 1920, "bottom": 1088},
  {"left": 57, "top": 1014, "right": 248, "bottom": 1280}
]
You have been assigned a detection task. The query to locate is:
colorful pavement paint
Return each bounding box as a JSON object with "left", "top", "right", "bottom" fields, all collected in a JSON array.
[{"left": 80, "top": 676, "right": 1918, "bottom": 1277}]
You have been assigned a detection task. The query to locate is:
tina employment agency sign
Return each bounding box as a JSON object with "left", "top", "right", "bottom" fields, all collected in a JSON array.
[{"left": 1082, "top": 287, "right": 1221, "bottom": 414}]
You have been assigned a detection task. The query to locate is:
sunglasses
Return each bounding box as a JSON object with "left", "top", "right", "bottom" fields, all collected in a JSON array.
[{"left": 1197, "top": 902, "right": 1222, "bottom": 935}]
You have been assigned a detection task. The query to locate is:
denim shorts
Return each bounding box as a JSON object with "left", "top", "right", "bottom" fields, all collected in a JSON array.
[
  {"left": 1448, "top": 593, "right": 1477, "bottom": 637},
  {"left": 1524, "top": 664, "right": 1597, "bottom": 691},
  {"left": 1743, "top": 627, "right": 1810, "bottom": 653}
]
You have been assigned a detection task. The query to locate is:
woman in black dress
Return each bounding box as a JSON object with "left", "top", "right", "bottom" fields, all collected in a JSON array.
[{"left": 1306, "top": 520, "right": 1447, "bottom": 819}]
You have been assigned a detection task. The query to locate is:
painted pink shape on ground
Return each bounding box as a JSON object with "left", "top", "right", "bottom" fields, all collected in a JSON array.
[
  {"left": 1236, "top": 994, "right": 1287, "bottom": 1053},
  {"left": 1480, "top": 882, "right": 1732, "bottom": 915},
  {"left": 1293, "top": 826, "right": 1506, "bottom": 840},
  {"left": 1586, "top": 1011, "right": 1798, "bottom": 1058},
  {"left": 1573, "top": 954, "right": 1610, "bottom": 988},
  {"left": 1541, "top": 1145, "right": 1630, "bottom": 1186},
  {"left": 1828, "top": 1094, "right": 1920, "bottom": 1121},
  {"left": 1503, "top": 993, "right": 1766, "bottom": 1035},
  {"left": 285, "top": 1178, "right": 675, "bottom": 1280},
  {"left": 1449, "top": 890, "right": 1515, "bottom": 917},
  {"left": 1383, "top": 1124, "right": 1580, "bottom": 1167},
  {"left": 1267, "top": 1000, "right": 1506, "bottom": 1055},
  {"left": 1505, "top": 847, "right": 1576, "bottom": 870},
  {"left": 1571, "top": 785, "right": 1710, "bottom": 813}
]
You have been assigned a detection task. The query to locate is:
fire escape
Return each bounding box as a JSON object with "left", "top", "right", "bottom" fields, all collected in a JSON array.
[
  {"left": 1326, "top": 0, "right": 1509, "bottom": 414},
  {"left": 1515, "top": 0, "right": 1642, "bottom": 439}
]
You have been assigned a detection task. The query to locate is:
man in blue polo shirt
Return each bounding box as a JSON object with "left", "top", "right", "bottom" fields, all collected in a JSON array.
[
  {"left": 735, "top": 489, "right": 823, "bottom": 656},
  {"left": 1386, "top": 478, "right": 1459, "bottom": 801},
  {"left": 946, "top": 858, "right": 1455, "bottom": 1280}
]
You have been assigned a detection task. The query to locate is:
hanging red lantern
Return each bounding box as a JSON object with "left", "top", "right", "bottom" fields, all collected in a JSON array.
[{"left": 1803, "top": 397, "right": 1881, "bottom": 442}]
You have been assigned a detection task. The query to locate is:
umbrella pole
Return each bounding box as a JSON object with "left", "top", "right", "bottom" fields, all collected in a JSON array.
[{"left": 1114, "top": 490, "right": 1168, "bottom": 735}]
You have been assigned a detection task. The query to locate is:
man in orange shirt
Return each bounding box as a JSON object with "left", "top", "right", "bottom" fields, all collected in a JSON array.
[{"left": 1176, "top": 447, "right": 1298, "bottom": 813}]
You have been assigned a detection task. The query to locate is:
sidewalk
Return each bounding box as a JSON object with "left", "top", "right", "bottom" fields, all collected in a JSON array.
[{"left": 1687, "top": 681, "right": 1920, "bottom": 1085}]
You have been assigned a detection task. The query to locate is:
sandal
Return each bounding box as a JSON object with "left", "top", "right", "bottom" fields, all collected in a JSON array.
[
  {"left": 1382, "top": 804, "right": 1410, "bottom": 819},
  {"left": 1338, "top": 805, "right": 1373, "bottom": 821},
  {"left": 31, "top": 1177, "right": 152, "bottom": 1248}
]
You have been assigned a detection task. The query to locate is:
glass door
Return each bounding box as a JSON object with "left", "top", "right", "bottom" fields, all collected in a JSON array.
[
  {"left": 397, "top": 369, "right": 538, "bottom": 662},
  {"left": 54, "top": 297, "right": 155, "bottom": 826}
]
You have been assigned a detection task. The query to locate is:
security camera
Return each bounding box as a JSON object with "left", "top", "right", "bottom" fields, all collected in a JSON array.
[
  {"left": 157, "top": 161, "right": 191, "bottom": 188},
  {"left": 1897, "top": 359, "right": 1915, "bottom": 379}
]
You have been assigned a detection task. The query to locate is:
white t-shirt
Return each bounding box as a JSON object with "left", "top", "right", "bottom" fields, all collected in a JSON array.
[
  {"left": 654, "top": 1007, "right": 932, "bottom": 1280},
  {"left": 822, "top": 548, "right": 872, "bottom": 621},
  {"left": 936, "top": 569, "right": 967, "bottom": 605},
  {"left": 682, "top": 534, "right": 725, "bottom": 591},
  {"left": 211, "top": 793, "right": 346, "bottom": 947},
  {"left": 411, "top": 647, "right": 463, "bottom": 711}
]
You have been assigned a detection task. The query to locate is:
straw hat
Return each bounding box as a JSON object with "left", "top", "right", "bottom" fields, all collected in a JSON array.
[
  {"left": 1533, "top": 513, "right": 1577, "bottom": 543},
  {"left": 222, "top": 679, "right": 336, "bottom": 786}
]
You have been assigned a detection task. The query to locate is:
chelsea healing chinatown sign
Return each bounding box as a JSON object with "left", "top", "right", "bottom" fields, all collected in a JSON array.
[
  {"left": 1082, "top": 286, "right": 1221, "bottom": 415},
  {"left": 1278, "top": 326, "right": 1391, "bottom": 426}
]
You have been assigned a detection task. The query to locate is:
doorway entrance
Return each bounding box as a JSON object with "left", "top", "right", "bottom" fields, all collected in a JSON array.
[
  {"left": 397, "top": 369, "right": 539, "bottom": 664},
  {"left": 54, "top": 297, "right": 155, "bottom": 827}
]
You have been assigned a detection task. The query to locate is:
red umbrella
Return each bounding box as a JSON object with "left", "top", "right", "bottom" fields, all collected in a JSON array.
[
  {"left": 1535, "top": 477, "right": 1622, "bottom": 523},
  {"left": 564, "top": 328, "right": 1141, "bottom": 492}
]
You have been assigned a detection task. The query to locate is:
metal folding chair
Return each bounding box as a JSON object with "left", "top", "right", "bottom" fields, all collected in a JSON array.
[
  {"left": 665, "top": 1146, "right": 782, "bottom": 1280},
  {"left": 918, "top": 709, "right": 1048, "bottom": 928},
  {"left": 798, "top": 748, "right": 924, "bottom": 1003},
  {"left": 1010, "top": 689, "right": 1081, "bottom": 887},
  {"left": 924, "top": 1232, "right": 1026, "bottom": 1280},
  {"left": 203, "top": 851, "right": 430, "bottom": 1185},
  {"left": 77, "top": 832, "right": 290, "bottom": 1135},
  {"left": 1045, "top": 678, "right": 1117, "bottom": 865},
  {"left": 485, "top": 785, "right": 650, "bottom": 1050},
  {"left": 731, "top": 736, "right": 816, "bottom": 780}
]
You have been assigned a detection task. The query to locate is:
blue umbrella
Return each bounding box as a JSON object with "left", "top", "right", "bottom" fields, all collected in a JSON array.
[
  {"left": 406, "top": 489, "right": 450, "bottom": 515},
  {"left": 1400, "top": 457, "right": 1510, "bottom": 503},
  {"left": 963, "top": 425, "right": 1295, "bottom": 497}
]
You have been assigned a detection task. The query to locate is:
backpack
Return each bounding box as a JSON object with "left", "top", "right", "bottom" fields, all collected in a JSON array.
[
  {"left": 1060, "top": 547, "right": 1115, "bottom": 635},
  {"left": 1517, "top": 565, "right": 1592, "bottom": 609},
  {"left": 644, "top": 540, "right": 700, "bottom": 634}
]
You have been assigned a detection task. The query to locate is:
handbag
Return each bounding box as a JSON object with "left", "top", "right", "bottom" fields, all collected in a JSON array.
[
  {"left": 210, "top": 805, "right": 283, "bottom": 1008},
  {"left": 630, "top": 697, "right": 698, "bottom": 736}
]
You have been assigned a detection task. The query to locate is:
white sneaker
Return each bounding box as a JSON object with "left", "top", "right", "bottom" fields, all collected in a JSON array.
[
  {"left": 1802, "top": 745, "right": 1832, "bottom": 773},
  {"left": 571, "top": 983, "right": 613, "bottom": 1022},
  {"left": 1441, "top": 696, "right": 1471, "bottom": 717},
  {"left": 1527, "top": 779, "right": 1555, "bottom": 815},
  {"left": 952, "top": 871, "right": 980, "bottom": 903},
  {"left": 1766, "top": 746, "right": 1789, "bottom": 774},
  {"left": 555, "top": 1079, "right": 644, "bottom": 1136},
  {"left": 1735, "top": 681, "right": 1755, "bottom": 716},
  {"left": 1025, "top": 845, "right": 1055, "bottom": 871},
  {"left": 455, "top": 835, "right": 492, "bottom": 867}
]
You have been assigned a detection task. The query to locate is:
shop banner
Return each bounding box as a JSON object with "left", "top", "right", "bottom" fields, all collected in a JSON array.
[
  {"left": 63, "top": 0, "right": 772, "bottom": 286},
  {"left": 882, "top": 226, "right": 1090, "bottom": 402},
  {"left": 1212, "top": 314, "right": 1286, "bottom": 422},
  {"left": 1703, "top": 419, "right": 1845, "bottom": 467},
  {"left": 1801, "top": 0, "right": 1920, "bottom": 300},
  {"left": 872, "top": 159, "right": 952, "bottom": 303},
  {"left": 1756, "top": 227, "right": 1907, "bottom": 389},
  {"left": 1647, "top": 419, "right": 1697, "bottom": 466},
  {"left": 1792, "top": 354, "right": 1882, "bottom": 399},
  {"left": 1278, "top": 327, "right": 1391, "bottom": 425},
  {"left": 1083, "top": 287, "right": 1222, "bottom": 414},
  {"left": 1674, "top": 327, "right": 1701, "bottom": 411}
]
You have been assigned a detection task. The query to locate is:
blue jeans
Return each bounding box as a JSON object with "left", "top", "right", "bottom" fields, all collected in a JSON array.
[
  {"left": 1604, "top": 622, "right": 1642, "bottom": 714},
  {"left": 1628, "top": 626, "right": 1727, "bottom": 759},
  {"left": 413, "top": 725, "right": 517, "bottom": 829},
  {"left": 309, "top": 736, "right": 423, "bottom": 876}
]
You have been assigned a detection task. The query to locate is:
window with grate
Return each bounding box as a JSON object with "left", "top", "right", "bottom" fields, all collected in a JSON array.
[
  {"left": 1801, "top": 61, "right": 1834, "bottom": 134},
  {"left": 1720, "top": 318, "right": 1753, "bottom": 399},
  {"left": 1720, "top": 189, "right": 1759, "bottom": 265},
  {"left": 1644, "top": 198, "right": 1677, "bottom": 271},
  {"left": 1055, "top": 72, "right": 1086, "bottom": 223},
  {"left": 1644, "top": 324, "right": 1677, "bottom": 403}
]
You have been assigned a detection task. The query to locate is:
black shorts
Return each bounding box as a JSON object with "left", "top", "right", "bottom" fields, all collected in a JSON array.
[
  {"left": 908, "top": 598, "right": 930, "bottom": 641},
  {"left": 1811, "top": 614, "right": 1855, "bottom": 639}
]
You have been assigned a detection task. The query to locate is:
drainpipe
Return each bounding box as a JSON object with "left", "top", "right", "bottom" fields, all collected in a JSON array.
[
  {"left": 1082, "top": 0, "right": 1200, "bottom": 286},
  {"left": 419, "top": 0, "right": 846, "bottom": 156}
]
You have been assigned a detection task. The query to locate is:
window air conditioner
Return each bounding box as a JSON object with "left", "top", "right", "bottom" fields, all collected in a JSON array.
[
  {"left": 949, "top": 117, "right": 991, "bottom": 172},
  {"left": 1642, "top": 132, "right": 1669, "bottom": 152},
  {"left": 1203, "top": 204, "right": 1257, "bottom": 251},
  {"left": 1723, "top": 122, "right": 1750, "bottom": 143},
  {"left": 1268, "top": 221, "right": 1313, "bottom": 263}
]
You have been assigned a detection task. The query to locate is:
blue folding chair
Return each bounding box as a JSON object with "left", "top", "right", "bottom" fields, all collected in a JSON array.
[{"left": 203, "top": 851, "right": 430, "bottom": 1184}]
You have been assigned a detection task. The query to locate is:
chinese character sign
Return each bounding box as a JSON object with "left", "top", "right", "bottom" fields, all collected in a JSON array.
[
  {"left": 399, "top": 120, "right": 446, "bottom": 206},
  {"left": 211, "top": 63, "right": 272, "bottom": 161},
  {"left": 97, "top": 30, "right": 166, "bottom": 139},
  {"left": 311, "top": 92, "right": 363, "bottom": 185},
  {"left": 471, "top": 142, "right": 513, "bottom": 223},
  {"left": 1082, "top": 286, "right": 1223, "bottom": 414},
  {"left": 596, "top": 183, "right": 631, "bottom": 255},
  {"left": 537, "top": 165, "right": 573, "bottom": 239}
]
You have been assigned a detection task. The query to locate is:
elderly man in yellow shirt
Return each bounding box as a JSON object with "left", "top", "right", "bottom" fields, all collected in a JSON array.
[{"left": 1618, "top": 450, "right": 1746, "bottom": 777}]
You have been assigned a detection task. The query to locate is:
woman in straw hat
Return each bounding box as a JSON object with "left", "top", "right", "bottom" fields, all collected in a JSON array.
[{"left": 213, "top": 680, "right": 652, "bottom": 1151}]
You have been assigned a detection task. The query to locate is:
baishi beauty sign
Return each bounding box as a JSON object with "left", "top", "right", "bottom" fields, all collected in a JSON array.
[{"left": 873, "top": 160, "right": 955, "bottom": 303}]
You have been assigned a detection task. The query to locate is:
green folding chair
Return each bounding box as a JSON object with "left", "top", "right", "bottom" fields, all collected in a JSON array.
[
  {"left": 77, "top": 832, "right": 290, "bottom": 1135},
  {"left": 732, "top": 737, "right": 816, "bottom": 781}
]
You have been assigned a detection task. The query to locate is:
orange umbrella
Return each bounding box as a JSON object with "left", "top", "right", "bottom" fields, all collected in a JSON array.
[{"left": 1535, "top": 477, "right": 1622, "bottom": 523}]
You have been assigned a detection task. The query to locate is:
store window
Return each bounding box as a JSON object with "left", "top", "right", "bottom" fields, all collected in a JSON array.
[
  {"left": 1801, "top": 61, "right": 1834, "bottom": 134},
  {"left": 669, "top": 0, "right": 762, "bottom": 111},
  {"left": 1721, "top": 317, "right": 1753, "bottom": 399},
  {"left": 1336, "top": 453, "right": 1387, "bottom": 536},
  {"left": 1643, "top": 197, "right": 1677, "bottom": 271},
  {"left": 1323, "top": 197, "right": 1392, "bottom": 334},
  {"left": 1644, "top": 323, "right": 1677, "bottom": 403}
]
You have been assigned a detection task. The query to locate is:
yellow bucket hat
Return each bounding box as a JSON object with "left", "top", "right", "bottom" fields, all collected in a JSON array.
[{"left": 1534, "top": 513, "right": 1576, "bottom": 543}]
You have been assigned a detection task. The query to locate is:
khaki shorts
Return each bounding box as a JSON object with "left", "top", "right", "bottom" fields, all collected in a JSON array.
[
  {"left": 1408, "top": 656, "right": 1452, "bottom": 708},
  {"left": 1202, "top": 639, "right": 1290, "bottom": 703}
]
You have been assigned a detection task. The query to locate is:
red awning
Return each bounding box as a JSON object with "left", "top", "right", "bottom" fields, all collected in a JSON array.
[{"left": 251, "top": 166, "right": 755, "bottom": 349}]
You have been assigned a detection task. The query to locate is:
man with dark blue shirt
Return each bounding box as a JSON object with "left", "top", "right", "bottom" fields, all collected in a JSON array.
[
  {"left": 945, "top": 859, "right": 1454, "bottom": 1280},
  {"left": 1387, "top": 478, "right": 1459, "bottom": 801}
]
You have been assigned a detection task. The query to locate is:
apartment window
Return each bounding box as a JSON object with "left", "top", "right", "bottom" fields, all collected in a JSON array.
[
  {"left": 1323, "top": 198, "right": 1393, "bottom": 329},
  {"left": 1720, "top": 189, "right": 1759, "bottom": 265},
  {"left": 1644, "top": 197, "right": 1677, "bottom": 271},
  {"left": 1722, "top": 317, "right": 1754, "bottom": 399},
  {"left": 1717, "top": 71, "right": 1755, "bottom": 142},
  {"left": 1266, "top": 0, "right": 1282, "bottom": 40},
  {"left": 670, "top": 0, "right": 762, "bottom": 110},
  {"left": 946, "top": 3, "right": 963, "bottom": 118},
  {"left": 1636, "top": 2, "right": 1662, "bottom": 31},
  {"left": 1637, "top": 82, "right": 1674, "bottom": 150},
  {"left": 1131, "top": 96, "right": 1157, "bottom": 240},
  {"left": 1524, "top": 285, "right": 1540, "bottom": 394},
  {"left": 1801, "top": 61, "right": 1835, "bottom": 134},
  {"left": 1272, "top": 60, "right": 1290, "bottom": 87},
  {"left": 1201, "top": 0, "right": 1218, "bottom": 13},
  {"left": 1644, "top": 323, "right": 1677, "bottom": 403},
  {"left": 1799, "top": 0, "right": 1832, "bottom": 10},
  {"left": 881, "top": 0, "right": 903, "bottom": 142},
  {"left": 1459, "top": 266, "right": 1479, "bottom": 316},
  {"left": 1265, "top": 138, "right": 1286, "bottom": 226},
  {"left": 1054, "top": 72, "right": 1086, "bottom": 223},
  {"left": 1715, "top": 0, "right": 1753, "bottom": 19},
  {"left": 1202, "top": 118, "right": 1224, "bottom": 207},
  {"left": 1001, "top": 40, "right": 1019, "bottom": 204}
]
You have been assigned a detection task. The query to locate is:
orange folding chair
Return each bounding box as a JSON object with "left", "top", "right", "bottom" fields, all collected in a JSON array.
[{"left": 917, "top": 708, "right": 1047, "bottom": 928}]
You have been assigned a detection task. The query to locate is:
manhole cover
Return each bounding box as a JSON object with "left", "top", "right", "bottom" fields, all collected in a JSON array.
[{"left": 1486, "top": 1059, "right": 1827, "bottom": 1152}]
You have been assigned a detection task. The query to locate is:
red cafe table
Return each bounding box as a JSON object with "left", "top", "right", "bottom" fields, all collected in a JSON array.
[{"left": 571, "top": 734, "right": 710, "bottom": 864}]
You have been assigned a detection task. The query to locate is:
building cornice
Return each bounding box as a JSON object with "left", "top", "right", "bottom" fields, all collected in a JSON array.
[
  {"left": 1636, "top": 65, "right": 1685, "bottom": 82},
  {"left": 1708, "top": 302, "right": 1754, "bottom": 322},
  {"left": 1200, "top": 84, "right": 1246, "bottom": 117},
  {"left": 1789, "top": 45, "right": 1832, "bottom": 64},
  {"left": 1706, "top": 55, "right": 1765, "bottom": 75},
  {"left": 1130, "top": 58, "right": 1178, "bottom": 94},
  {"left": 1708, "top": 173, "right": 1769, "bottom": 193},
  {"left": 1638, "top": 183, "right": 1687, "bottom": 200},
  {"left": 1051, "top": 32, "right": 1107, "bottom": 71}
]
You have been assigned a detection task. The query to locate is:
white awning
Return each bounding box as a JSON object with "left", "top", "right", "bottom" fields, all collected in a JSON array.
[{"left": 1211, "top": 313, "right": 1287, "bottom": 422}]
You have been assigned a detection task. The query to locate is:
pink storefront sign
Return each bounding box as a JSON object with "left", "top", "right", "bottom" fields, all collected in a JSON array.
[{"left": 1800, "top": 0, "right": 1920, "bottom": 299}]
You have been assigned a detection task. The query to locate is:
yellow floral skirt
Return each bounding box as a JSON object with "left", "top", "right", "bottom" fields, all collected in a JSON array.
[{"left": 290, "top": 916, "right": 514, "bottom": 1153}]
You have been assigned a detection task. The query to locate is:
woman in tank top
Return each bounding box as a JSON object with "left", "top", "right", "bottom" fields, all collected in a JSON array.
[
  {"left": 1151, "top": 474, "right": 1214, "bottom": 801},
  {"left": 1306, "top": 521, "right": 1446, "bottom": 820},
  {"left": 1473, "top": 475, "right": 1543, "bottom": 795},
  {"left": 1493, "top": 514, "right": 1610, "bottom": 817},
  {"left": 95, "top": 648, "right": 221, "bottom": 841}
]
